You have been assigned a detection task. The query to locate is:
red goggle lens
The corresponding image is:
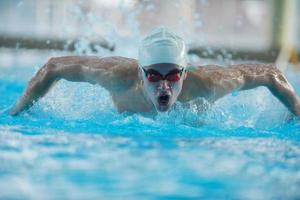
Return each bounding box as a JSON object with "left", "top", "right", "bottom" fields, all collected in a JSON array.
[
  {"left": 165, "top": 73, "right": 181, "bottom": 82},
  {"left": 147, "top": 73, "right": 181, "bottom": 82},
  {"left": 147, "top": 74, "right": 163, "bottom": 82},
  {"left": 143, "top": 67, "right": 184, "bottom": 82}
]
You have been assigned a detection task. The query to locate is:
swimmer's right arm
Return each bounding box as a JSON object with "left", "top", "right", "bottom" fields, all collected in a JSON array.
[{"left": 10, "top": 56, "right": 137, "bottom": 116}]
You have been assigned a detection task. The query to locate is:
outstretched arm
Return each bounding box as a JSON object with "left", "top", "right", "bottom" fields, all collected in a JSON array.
[
  {"left": 240, "top": 64, "right": 300, "bottom": 116},
  {"left": 203, "top": 63, "right": 300, "bottom": 116},
  {"left": 10, "top": 56, "right": 138, "bottom": 116}
]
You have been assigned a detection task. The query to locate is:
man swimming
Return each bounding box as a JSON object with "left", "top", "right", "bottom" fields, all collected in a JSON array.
[{"left": 10, "top": 27, "right": 300, "bottom": 116}]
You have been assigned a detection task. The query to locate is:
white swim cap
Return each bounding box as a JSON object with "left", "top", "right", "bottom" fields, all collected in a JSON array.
[{"left": 138, "top": 27, "right": 187, "bottom": 67}]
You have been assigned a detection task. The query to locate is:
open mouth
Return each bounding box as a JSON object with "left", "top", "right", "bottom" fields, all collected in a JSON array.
[{"left": 158, "top": 94, "right": 170, "bottom": 106}]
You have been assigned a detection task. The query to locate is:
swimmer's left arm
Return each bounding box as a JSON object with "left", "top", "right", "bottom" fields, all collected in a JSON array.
[{"left": 207, "top": 63, "right": 300, "bottom": 116}]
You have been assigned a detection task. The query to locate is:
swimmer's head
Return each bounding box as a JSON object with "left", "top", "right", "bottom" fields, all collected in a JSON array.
[{"left": 138, "top": 27, "right": 188, "bottom": 112}]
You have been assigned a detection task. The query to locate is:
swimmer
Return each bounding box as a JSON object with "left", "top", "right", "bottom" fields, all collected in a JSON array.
[{"left": 10, "top": 27, "right": 300, "bottom": 116}]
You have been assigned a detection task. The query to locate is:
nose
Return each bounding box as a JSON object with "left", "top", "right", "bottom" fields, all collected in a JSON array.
[{"left": 157, "top": 80, "right": 171, "bottom": 91}]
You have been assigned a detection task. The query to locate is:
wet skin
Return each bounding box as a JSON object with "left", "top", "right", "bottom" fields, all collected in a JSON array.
[
  {"left": 140, "top": 63, "right": 187, "bottom": 112},
  {"left": 10, "top": 56, "right": 300, "bottom": 116}
]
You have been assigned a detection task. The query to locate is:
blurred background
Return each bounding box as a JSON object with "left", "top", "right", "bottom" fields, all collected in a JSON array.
[{"left": 0, "top": 0, "right": 299, "bottom": 69}]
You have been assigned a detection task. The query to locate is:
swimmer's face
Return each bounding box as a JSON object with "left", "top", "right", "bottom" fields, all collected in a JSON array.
[{"left": 140, "top": 63, "right": 187, "bottom": 112}]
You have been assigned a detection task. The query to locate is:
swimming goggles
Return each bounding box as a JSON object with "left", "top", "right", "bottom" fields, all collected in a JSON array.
[{"left": 142, "top": 67, "right": 184, "bottom": 82}]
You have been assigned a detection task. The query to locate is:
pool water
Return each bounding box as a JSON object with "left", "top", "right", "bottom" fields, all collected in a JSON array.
[{"left": 0, "top": 57, "right": 300, "bottom": 200}]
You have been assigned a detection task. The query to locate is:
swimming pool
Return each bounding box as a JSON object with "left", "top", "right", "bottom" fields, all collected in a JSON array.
[{"left": 0, "top": 50, "right": 300, "bottom": 200}]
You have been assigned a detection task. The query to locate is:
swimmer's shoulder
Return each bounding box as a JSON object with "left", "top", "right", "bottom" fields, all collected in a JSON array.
[
  {"left": 91, "top": 56, "right": 139, "bottom": 86},
  {"left": 186, "top": 64, "right": 225, "bottom": 76},
  {"left": 49, "top": 55, "right": 139, "bottom": 86},
  {"left": 185, "top": 64, "right": 231, "bottom": 87},
  {"left": 49, "top": 55, "right": 138, "bottom": 69},
  {"left": 180, "top": 64, "right": 222, "bottom": 101}
]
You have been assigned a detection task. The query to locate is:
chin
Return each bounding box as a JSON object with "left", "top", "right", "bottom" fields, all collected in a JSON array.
[{"left": 156, "top": 104, "right": 171, "bottom": 112}]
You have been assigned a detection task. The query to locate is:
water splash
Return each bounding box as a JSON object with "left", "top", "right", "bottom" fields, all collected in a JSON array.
[{"left": 22, "top": 77, "right": 291, "bottom": 134}]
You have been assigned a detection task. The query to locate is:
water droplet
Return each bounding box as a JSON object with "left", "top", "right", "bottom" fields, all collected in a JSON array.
[{"left": 231, "top": 91, "right": 239, "bottom": 96}]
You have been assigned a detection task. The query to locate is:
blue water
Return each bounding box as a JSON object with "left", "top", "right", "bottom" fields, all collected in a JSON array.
[{"left": 1, "top": 60, "right": 300, "bottom": 200}]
